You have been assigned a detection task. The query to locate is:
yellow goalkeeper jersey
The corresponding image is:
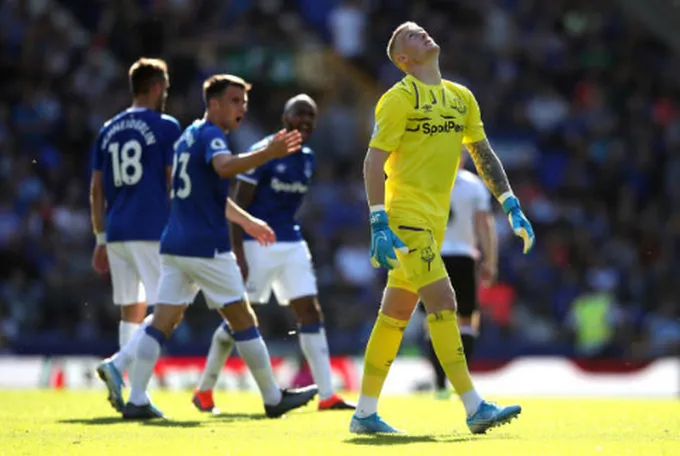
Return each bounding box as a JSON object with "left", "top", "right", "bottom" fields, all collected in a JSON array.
[{"left": 369, "top": 74, "right": 487, "bottom": 227}]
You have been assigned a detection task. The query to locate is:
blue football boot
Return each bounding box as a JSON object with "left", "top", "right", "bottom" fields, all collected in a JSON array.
[
  {"left": 466, "top": 401, "right": 521, "bottom": 434},
  {"left": 349, "top": 413, "right": 404, "bottom": 434},
  {"left": 95, "top": 359, "right": 125, "bottom": 412}
]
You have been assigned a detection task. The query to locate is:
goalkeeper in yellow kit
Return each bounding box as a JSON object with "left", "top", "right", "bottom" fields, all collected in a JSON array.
[{"left": 349, "top": 22, "right": 535, "bottom": 435}]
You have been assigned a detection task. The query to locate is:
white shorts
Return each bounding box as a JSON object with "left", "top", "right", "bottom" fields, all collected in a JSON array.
[
  {"left": 244, "top": 240, "right": 317, "bottom": 305},
  {"left": 106, "top": 241, "right": 160, "bottom": 306},
  {"left": 156, "top": 252, "right": 245, "bottom": 310}
]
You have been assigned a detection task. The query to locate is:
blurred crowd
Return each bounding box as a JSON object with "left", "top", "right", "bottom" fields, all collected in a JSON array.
[{"left": 1, "top": 0, "right": 679, "bottom": 359}]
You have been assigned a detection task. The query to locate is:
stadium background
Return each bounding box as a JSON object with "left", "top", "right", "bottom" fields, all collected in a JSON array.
[{"left": 0, "top": 0, "right": 678, "bottom": 388}]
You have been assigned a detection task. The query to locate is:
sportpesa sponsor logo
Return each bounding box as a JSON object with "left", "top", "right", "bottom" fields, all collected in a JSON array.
[
  {"left": 422, "top": 120, "right": 464, "bottom": 135},
  {"left": 405, "top": 118, "right": 464, "bottom": 136},
  {"left": 271, "top": 177, "right": 308, "bottom": 193}
]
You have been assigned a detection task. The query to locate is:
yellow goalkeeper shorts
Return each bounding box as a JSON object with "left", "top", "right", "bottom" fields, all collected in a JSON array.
[{"left": 386, "top": 217, "right": 448, "bottom": 293}]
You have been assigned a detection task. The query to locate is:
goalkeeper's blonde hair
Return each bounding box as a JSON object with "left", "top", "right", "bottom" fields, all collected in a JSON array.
[{"left": 386, "top": 21, "right": 417, "bottom": 69}]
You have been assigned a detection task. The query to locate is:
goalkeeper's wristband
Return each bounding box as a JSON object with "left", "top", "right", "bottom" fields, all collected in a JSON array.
[
  {"left": 95, "top": 232, "right": 106, "bottom": 246},
  {"left": 498, "top": 192, "right": 520, "bottom": 215},
  {"left": 368, "top": 205, "right": 388, "bottom": 228}
]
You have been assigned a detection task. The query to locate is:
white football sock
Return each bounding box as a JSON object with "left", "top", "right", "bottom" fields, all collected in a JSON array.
[
  {"left": 129, "top": 330, "right": 163, "bottom": 405},
  {"left": 299, "top": 328, "right": 333, "bottom": 400},
  {"left": 461, "top": 389, "right": 484, "bottom": 416},
  {"left": 234, "top": 337, "right": 282, "bottom": 406},
  {"left": 197, "top": 324, "right": 235, "bottom": 391},
  {"left": 355, "top": 395, "right": 379, "bottom": 418},
  {"left": 119, "top": 321, "right": 139, "bottom": 349},
  {"left": 113, "top": 315, "right": 152, "bottom": 373}
]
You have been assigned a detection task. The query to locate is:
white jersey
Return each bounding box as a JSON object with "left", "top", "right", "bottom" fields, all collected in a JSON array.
[{"left": 441, "top": 169, "right": 491, "bottom": 258}]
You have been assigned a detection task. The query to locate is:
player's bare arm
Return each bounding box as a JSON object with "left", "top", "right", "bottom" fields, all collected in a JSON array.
[
  {"left": 89, "top": 171, "right": 105, "bottom": 235},
  {"left": 225, "top": 196, "right": 275, "bottom": 247},
  {"left": 89, "top": 170, "right": 108, "bottom": 275},
  {"left": 475, "top": 210, "right": 497, "bottom": 285},
  {"left": 228, "top": 180, "right": 257, "bottom": 278},
  {"left": 212, "top": 130, "right": 302, "bottom": 178},
  {"left": 166, "top": 165, "right": 173, "bottom": 194},
  {"left": 228, "top": 179, "right": 257, "bottom": 250},
  {"left": 465, "top": 139, "right": 513, "bottom": 199},
  {"left": 363, "top": 147, "right": 390, "bottom": 206},
  {"left": 224, "top": 197, "right": 252, "bottom": 224}
]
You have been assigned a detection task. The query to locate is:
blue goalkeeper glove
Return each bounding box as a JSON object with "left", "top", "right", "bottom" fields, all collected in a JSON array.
[
  {"left": 369, "top": 207, "right": 408, "bottom": 270},
  {"left": 500, "top": 194, "right": 535, "bottom": 254}
]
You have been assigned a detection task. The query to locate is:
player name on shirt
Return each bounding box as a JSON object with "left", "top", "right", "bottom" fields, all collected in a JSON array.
[{"left": 101, "top": 118, "right": 157, "bottom": 149}]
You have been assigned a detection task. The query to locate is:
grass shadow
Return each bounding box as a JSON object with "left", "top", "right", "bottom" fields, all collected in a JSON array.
[
  {"left": 345, "top": 434, "right": 438, "bottom": 446},
  {"left": 58, "top": 416, "right": 203, "bottom": 428},
  {"left": 346, "top": 433, "right": 502, "bottom": 446},
  {"left": 141, "top": 419, "right": 202, "bottom": 428},
  {"left": 436, "top": 432, "right": 519, "bottom": 443},
  {"left": 58, "top": 417, "right": 127, "bottom": 426},
  {"left": 435, "top": 434, "right": 475, "bottom": 443},
  {"left": 210, "top": 412, "right": 268, "bottom": 423}
]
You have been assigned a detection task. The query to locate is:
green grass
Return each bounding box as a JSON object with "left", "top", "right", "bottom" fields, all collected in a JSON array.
[{"left": 0, "top": 391, "right": 678, "bottom": 455}]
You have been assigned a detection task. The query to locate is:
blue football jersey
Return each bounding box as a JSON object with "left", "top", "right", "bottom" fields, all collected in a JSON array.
[
  {"left": 91, "top": 107, "right": 181, "bottom": 242},
  {"left": 160, "top": 119, "right": 233, "bottom": 258},
  {"left": 237, "top": 134, "right": 315, "bottom": 242}
]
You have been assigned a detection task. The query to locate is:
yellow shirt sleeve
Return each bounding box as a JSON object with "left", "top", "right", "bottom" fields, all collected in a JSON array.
[
  {"left": 368, "top": 90, "right": 409, "bottom": 152},
  {"left": 462, "top": 87, "right": 486, "bottom": 145}
]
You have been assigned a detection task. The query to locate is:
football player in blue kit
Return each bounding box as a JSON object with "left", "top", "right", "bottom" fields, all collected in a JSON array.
[
  {"left": 93, "top": 63, "right": 278, "bottom": 414},
  {"left": 90, "top": 58, "right": 181, "bottom": 390},
  {"left": 192, "top": 94, "right": 356, "bottom": 413},
  {"left": 118, "top": 74, "right": 318, "bottom": 420}
]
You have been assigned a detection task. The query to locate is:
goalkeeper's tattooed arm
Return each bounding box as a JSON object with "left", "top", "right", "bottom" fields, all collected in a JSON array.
[{"left": 465, "top": 138, "right": 513, "bottom": 200}]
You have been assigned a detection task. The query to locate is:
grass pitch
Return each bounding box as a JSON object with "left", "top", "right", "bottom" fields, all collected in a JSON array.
[{"left": 0, "top": 391, "right": 678, "bottom": 456}]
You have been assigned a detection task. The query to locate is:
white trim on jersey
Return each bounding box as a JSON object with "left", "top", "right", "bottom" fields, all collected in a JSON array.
[
  {"left": 441, "top": 170, "right": 491, "bottom": 258},
  {"left": 237, "top": 174, "right": 258, "bottom": 185}
]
